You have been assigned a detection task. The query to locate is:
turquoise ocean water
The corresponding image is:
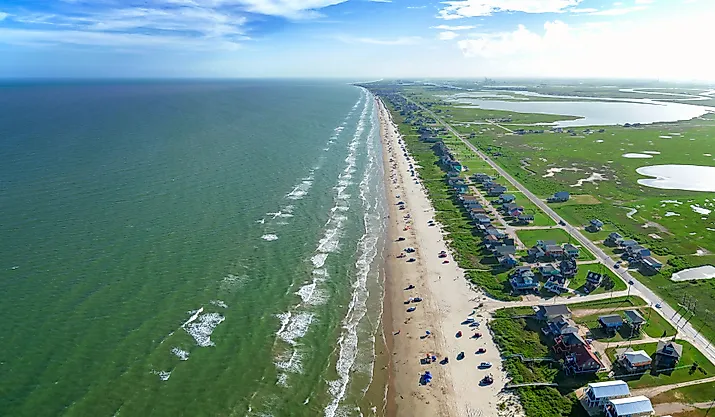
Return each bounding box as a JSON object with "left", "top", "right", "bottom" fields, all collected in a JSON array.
[{"left": 0, "top": 81, "right": 387, "bottom": 417}]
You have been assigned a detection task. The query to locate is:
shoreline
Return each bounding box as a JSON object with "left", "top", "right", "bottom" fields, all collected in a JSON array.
[{"left": 375, "top": 95, "right": 513, "bottom": 417}]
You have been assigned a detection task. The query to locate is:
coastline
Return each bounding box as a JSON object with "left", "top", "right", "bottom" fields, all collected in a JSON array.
[{"left": 375, "top": 95, "right": 513, "bottom": 417}]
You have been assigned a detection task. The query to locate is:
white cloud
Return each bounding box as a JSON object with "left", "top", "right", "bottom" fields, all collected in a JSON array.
[
  {"left": 431, "top": 24, "right": 476, "bottom": 30},
  {"left": 437, "top": 0, "right": 582, "bottom": 20},
  {"left": 635, "top": 0, "right": 653, "bottom": 3},
  {"left": 0, "top": 27, "right": 243, "bottom": 50},
  {"left": 568, "top": 7, "right": 598, "bottom": 12},
  {"left": 438, "top": 31, "right": 459, "bottom": 40},
  {"left": 587, "top": 5, "right": 646, "bottom": 15},
  {"left": 407, "top": 5, "right": 426, "bottom": 8},
  {"left": 337, "top": 35, "right": 421, "bottom": 45},
  {"left": 368, "top": 0, "right": 392, "bottom": 2},
  {"left": 456, "top": 17, "right": 714, "bottom": 80},
  {"left": 0, "top": 11, "right": 8, "bottom": 21}
]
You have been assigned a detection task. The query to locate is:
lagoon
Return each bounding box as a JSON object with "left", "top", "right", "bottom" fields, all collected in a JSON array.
[
  {"left": 636, "top": 165, "right": 715, "bottom": 192},
  {"left": 449, "top": 94, "right": 714, "bottom": 127}
]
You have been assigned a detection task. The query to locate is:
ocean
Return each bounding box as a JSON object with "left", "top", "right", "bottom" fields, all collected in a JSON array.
[{"left": 0, "top": 81, "right": 388, "bottom": 417}]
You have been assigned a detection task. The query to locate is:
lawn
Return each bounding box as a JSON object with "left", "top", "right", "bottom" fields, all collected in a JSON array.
[
  {"left": 651, "top": 380, "right": 715, "bottom": 405},
  {"left": 605, "top": 340, "right": 715, "bottom": 388},
  {"left": 567, "top": 295, "right": 648, "bottom": 310},
  {"left": 568, "top": 265, "right": 627, "bottom": 295},
  {"left": 517, "top": 228, "right": 576, "bottom": 248},
  {"left": 639, "top": 307, "right": 677, "bottom": 339},
  {"left": 516, "top": 228, "right": 596, "bottom": 261}
]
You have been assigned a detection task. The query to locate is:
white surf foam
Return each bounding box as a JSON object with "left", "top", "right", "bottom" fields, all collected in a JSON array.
[
  {"left": 183, "top": 311, "right": 225, "bottom": 347},
  {"left": 261, "top": 234, "right": 279, "bottom": 241},
  {"left": 277, "top": 312, "right": 314, "bottom": 346},
  {"left": 152, "top": 370, "right": 172, "bottom": 381},
  {"left": 171, "top": 347, "right": 190, "bottom": 361},
  {"left": 325, "top": 92, "right": 382, "bottom": 417},
  {"left": 210, "top": 299, "right": 228, "bottom": 308}
]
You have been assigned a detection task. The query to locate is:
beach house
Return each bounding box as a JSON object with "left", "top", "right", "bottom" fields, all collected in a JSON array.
[
  {"left": 623, "top": 310, "right": 646, "bottom": 333},
  {"left": 517, "top": 213, "right": 534, "bottom": 224},
  {"left": 654, "top": 341, "right": 683, "bottom": 369},
  {"left": 605, "top": 232, "right": 623, "bottom": 246},
  {"left": 587, "top": 219, "right": 605, "bottom": 232},
  {"left": 585, "top": 271, "right": 604, "bottom": 292},
  {"left": 563, "top": 343, "right": 603, "bottom": 374},
  {"left": 617, "top": 349, "right": 652, "bottom": 373},
  {"left": 563, "top": 243, "right": 580, "bottom": 258},
  {"left": 598, "top": 314, "right": 624, "bottom": 331},
  {"left": 544, "top": 275, "right": 569, "bottom": 294},
  {"left": 605, "top": 396, "right": 654, "bottom": 417},
  {"left": 585, "top": 381, "right": 631, "bottom": 408},
  {"left": 640, "top": 256, "right": 663, "bottom": 273},
  {"left": 548, "top": 191, "right": 570, "bottom": 203},
  {"left": 509, "top": 267, "right": 539, "bottom": 292},
  {"left": 499, "top": 193, "right": 516, "bottom": 203},
  {"left": 534, "top": 304, "right": 572, "bottom": 321}
]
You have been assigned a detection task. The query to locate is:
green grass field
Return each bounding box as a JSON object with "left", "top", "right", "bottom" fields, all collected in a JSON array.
[
  {"left": 605, "top": 340, "right": 715, "bottom": 388},
  {"left": 515, "top": 229, "right": 596, "bottom": 260}
]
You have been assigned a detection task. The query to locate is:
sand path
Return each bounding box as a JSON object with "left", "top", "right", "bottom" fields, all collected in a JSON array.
[{"left": 378, "top": 98, "right": 513, "bottom": 417}]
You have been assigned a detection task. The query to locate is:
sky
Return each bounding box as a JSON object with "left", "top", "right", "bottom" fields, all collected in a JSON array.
[{"left": 0, "top": 0, "right": 713, "bottom": 80}]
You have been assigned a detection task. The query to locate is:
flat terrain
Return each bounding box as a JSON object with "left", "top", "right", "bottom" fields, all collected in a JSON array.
[{"left": 393, "top": 83, "right": 715, "bottom": 355}]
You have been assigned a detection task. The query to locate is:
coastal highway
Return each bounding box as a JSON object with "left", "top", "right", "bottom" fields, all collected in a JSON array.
[{"left": 403, "top": 95, "right": 715, "bottom": 365}]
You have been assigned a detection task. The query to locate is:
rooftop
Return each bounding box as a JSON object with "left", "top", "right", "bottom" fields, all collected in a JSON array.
[
  {"left": 608, "top": 396, "right": 653, "bottom": 416},
  {"left": 587, "top": 380, "right": 630, "bottom": 399},
  {"left": 622, "top": 350, "right": 652, "bottom": 365},
  {"left": 623, "top": 310, "right": 645, "bottom": 325}
]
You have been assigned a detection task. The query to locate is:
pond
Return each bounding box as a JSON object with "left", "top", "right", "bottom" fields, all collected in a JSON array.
[
  {"left": 636, "top": 165, "right": 715, "bottom": 192},
  {"left": 671, "top": 265, "right": 715, "bottom": 282},
  {"left": 448, "top": 93, "right": 714, "bottom": 127}
]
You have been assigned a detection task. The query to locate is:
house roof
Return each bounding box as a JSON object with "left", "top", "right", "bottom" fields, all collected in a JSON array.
[
  {"left": 608, "top": 396, "right": 653, "bottom": 416},
  {"left": 642, "top": 256, "right": 662, "bottom": 268},
  {"left": 555, "top": 191, "right": 570, "bottom": 198},
  {"left": 587, "top": 380, "right": 630, "bottom": 399},
  {"left": 623, "top": 350, "right": 652, "bottom": 366},
  {"left": 623, "top": 310, "right": 645, "bottom": 325},
  {"left": 656, "top": 341, "right": 683, "bottom": 358},
  {"left": 539, "top": 304, "right": 572, "bottom": 317},
  {"left": 563, "top": 243, "right": 579, "bottom": 251},
  {"left": 494, "top": 245, "right": 516, "bottom": 255},
  {"left": 540, "top": 264, "right": 559, "bottom": 274},
  {"left": 500, "top": 193, "right": 515, "bottom": 199},
  {"left": 546, "top": 245, "right": 564, "bottom": 252},
  {"left": 599, "top": 315, "right": 623, "bottom": 325},
  {"left": 569, "top": 343, "right": 602, "bottom": 369}
]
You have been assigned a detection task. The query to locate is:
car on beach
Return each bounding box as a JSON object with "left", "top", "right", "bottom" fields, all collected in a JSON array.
[{"left": 478, "top": 362, "right": 492, "bottom": 369}]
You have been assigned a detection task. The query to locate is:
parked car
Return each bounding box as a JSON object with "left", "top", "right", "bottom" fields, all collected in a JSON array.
[
  {"left": 655, "top": 303, "right": 662, "bottom": 309},
  {"left": 478, "top": 362, "right": 492, "bottom": 369}
]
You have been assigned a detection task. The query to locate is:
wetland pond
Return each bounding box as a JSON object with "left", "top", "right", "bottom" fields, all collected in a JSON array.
[
  {"left": 636, "top": 165, "right": 715, "bottom": 192},
  {"left": 449, "top": 92, "right": 714, "bottom": 127}
]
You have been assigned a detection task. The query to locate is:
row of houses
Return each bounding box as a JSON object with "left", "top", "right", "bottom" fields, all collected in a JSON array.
[
  {"left": 527, "top": 239, "right": 581, "bottom": 261},
  {"left": 605, "top": 232, "right": 663, "bottom": 273},
  {"left": 534, "top": 305, "right": 605, "bottom": 375},
  {"left": 616, "top": 340, "right": 684, "bottom": 374}
]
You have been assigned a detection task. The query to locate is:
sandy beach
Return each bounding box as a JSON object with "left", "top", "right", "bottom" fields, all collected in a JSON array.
[{"left": 377, "top": 97, "right": 514, "bottom": 417}]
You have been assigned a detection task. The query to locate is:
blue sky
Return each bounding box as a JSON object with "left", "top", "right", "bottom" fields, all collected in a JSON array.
[{"left": 0, "top": 0, "right": 712, "bottom": 79}]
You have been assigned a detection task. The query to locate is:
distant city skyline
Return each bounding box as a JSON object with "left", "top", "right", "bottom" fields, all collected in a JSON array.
[{"left": 0, "top": 0, "right": 713, "bottom": 81}]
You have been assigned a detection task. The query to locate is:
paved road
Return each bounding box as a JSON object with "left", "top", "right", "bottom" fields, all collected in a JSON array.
[{"left": 404, "top": 95, "right": 715, "bottom": 364}]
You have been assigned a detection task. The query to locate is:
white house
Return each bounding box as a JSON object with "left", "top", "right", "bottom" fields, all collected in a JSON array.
[
  {"left": 584, "top": 380, "right": 630, "bottom": 408},
  {"left": 605, "top": 396, "right": 654, "bottom": 417}
]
